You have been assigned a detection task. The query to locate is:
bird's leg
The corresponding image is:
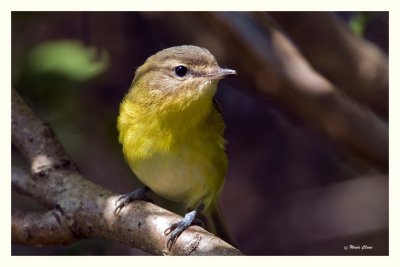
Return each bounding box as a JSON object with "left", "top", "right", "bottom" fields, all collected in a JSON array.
[
  {"left": 114, "top": 186, "right": 152, "bottom": 215},
  {"left": 164, "top": 203, "right": 205, "bottom": 249},
  {"left": 191, "top": 218, "right": 206, "bottom": 228}
]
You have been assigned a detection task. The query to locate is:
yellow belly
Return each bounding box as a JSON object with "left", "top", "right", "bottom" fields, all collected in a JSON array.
[
  {"left": 118, "top": 95, "right": 227, "bottom": 210},
  {"left": 132, "top": 145, "right": 218, "bottom": 208},
  {"left": 120, "top": 125, "right": 226, "bottom": 209}
]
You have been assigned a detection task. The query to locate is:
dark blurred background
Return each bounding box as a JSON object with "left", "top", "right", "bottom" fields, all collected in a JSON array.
[{"left": 11, "top": 11, "right": 388, "bottom": 255}]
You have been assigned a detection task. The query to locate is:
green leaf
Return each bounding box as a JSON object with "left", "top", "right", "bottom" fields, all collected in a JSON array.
[{"left": 26, "top": 40, "right": 109, "bottom": 81}]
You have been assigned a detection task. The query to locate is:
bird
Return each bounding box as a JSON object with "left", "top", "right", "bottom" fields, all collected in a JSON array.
[{"left": 114, "top": 45, "right": 236, "bottom": 248}]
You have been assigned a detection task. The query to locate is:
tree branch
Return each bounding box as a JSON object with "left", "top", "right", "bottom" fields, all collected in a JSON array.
[
  {"left": 268, "top": 12, "right": 388, "bottom": 119},
  {"left": 11, "top": 89, "right": 242, "bottom": 256},
  {"left": 12, "top": 208, "right": 77, "bottom": 246},
  {"left": 246, "top": 13, "right": 388, "bottom": 171}
]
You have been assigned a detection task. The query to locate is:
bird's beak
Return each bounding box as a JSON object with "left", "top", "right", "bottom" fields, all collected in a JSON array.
[{"left": 207, "top": 68, "right": 237, "bottom": 80}]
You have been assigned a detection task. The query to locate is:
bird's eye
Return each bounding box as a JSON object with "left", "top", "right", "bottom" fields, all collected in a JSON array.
[{"left": 174, "top": 65, "right": 188, "bottom": 77}]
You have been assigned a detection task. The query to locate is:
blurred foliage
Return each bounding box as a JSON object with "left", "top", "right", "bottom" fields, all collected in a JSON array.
[
  {"left": 349, "top": 12, "right": 368, "bottom": 37},
  {"left": 14, "top": 40, "right": 109, "bottom": 126},
  {"left": 25, "top": 40, "right": 109, "bottom": 81}
]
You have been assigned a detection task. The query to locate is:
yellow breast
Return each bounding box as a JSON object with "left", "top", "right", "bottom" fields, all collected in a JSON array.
[{"left": 117, "top": 92, "right": 227, "bottom": 210}]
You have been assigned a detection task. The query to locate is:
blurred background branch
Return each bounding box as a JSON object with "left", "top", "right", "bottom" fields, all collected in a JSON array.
[
  {"left": 143, "top": 12, "right": 388, "bottom": 172},
  {"left": 12, "top": 11, "right": 388, "bottom": 255},
  {"left": 269, "top": 12, "right": 388, "bottom": 119}
]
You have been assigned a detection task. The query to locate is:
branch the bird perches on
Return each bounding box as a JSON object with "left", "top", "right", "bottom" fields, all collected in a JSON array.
[{"left": 11, "top": 89, "right": 242, "bottom": 256}]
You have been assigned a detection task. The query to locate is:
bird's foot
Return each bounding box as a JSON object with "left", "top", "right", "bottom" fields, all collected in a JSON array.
[
  {"left": 114, "top": 186, "right": 152, "bottom": 215},
  {"left": 164, "top": 204, "right": 205, "bottom": 249}
]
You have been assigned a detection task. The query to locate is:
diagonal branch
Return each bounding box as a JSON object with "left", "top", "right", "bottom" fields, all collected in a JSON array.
[
  {"left": 11, "top": 89, "right": 242, "bottom": 256},
  {"left": 268, "top": 12, "right": 388, "bottom": 119}
]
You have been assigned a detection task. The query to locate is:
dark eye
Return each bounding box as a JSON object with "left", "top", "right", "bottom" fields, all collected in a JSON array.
[{"left": 174, "top": 65, "right": 188, "bottom": 77}]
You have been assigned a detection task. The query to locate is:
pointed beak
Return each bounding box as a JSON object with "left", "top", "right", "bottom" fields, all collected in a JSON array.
[{"left": 207, "top": 68, "right": 237, "bottom": 80}]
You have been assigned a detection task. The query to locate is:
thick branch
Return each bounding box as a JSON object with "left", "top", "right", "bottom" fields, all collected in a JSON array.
[
  {"left": 12, "top": 90, "right": 74, "bottom": 175},
  {"left": 268, "top": 12, "right": 388, "bottom": 119},
  {"left": 11, "top": 90, "right": 241, "bottom": 256},
  {"left": 12, "top": 209, "right": 77, "bottom": 246}
]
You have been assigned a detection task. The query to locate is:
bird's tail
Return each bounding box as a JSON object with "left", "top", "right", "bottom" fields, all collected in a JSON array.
[{"left": 201, "top": 201, "right": 237, "bottom": 247}]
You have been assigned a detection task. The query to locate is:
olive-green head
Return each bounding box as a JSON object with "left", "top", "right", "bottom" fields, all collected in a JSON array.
[{"left": 127, "top": 45, "right": 236, "bottom": 112}]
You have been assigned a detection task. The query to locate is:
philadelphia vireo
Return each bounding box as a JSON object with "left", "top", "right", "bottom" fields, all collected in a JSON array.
[{"left": 114, "top": 45, "right": 236, "bottom": 248}]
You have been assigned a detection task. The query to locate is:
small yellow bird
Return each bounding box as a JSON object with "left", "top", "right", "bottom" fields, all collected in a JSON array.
[{"left": 115, "top": 45, "right": 236, "bottom": 248}]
